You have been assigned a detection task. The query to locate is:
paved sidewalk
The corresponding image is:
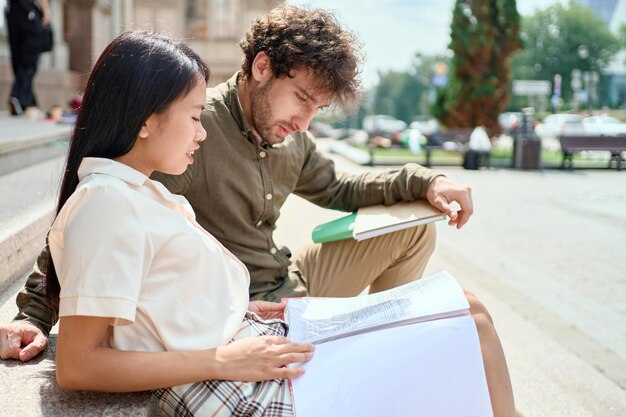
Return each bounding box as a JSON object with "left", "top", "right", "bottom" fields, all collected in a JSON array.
[{"left": 276, "top": 140, "right": 626, "bottom": 416}]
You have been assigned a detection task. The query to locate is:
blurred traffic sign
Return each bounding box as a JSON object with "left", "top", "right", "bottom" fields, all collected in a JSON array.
[
  {"left": 432, "top": 62, "right": 449, "bottom": 87},
  {"left": 512, "top": 80, "right": 551, "bottom": 96}
]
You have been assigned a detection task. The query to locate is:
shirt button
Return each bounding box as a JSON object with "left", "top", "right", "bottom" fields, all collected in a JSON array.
[
  {"left": 259, "top": 151, "right": 267, "bottom": 158},
  {"left": 270, "top": 248, "right": 277, "bottom": 254},
  {"left": 256, "top": 220, "right": 262, "bottom": 227},
  {"left": 266, "top": 193, "right": 273, "bottom": 200}
]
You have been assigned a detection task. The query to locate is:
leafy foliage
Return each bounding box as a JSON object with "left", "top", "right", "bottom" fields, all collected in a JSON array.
[
  {"left": 370, "top": 54, "right": 449, "bottom": 124},
  {"left": 511, "top": 3, "right": 620, "bottom": 104},
  {"left": 432, "top": 0, "right": 522, "bottom": 136},
  {"left": 372, "top": 70, "right": 425, "bottom": 123}
]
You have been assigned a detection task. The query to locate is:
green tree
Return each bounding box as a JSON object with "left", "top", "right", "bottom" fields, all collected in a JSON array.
[
  {"left": 371, "top": 54, "right": 449, "bottom": 124},
  {"left": 432, "top": 0, "right": 522, "bottom": 136},
  {"left": 372, "top": 70, "right": 424, "bottom": 124},
  {"left": 512, "top": 3, "right": 620, "bottom": 106}
]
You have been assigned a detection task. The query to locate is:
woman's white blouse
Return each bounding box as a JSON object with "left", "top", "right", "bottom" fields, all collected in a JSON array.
[{"left": 49, "top": 158, "right": 250, "bottom": 352}]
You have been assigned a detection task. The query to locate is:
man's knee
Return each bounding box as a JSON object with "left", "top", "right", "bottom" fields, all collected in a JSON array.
[
  {"left": 405, "top": 222, "right": 437, "bottom": 256},
  {"left": 420, "top": 221, "right": 437, "bottom": 246}
]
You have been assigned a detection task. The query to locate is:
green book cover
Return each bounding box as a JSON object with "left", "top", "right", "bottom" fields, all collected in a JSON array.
[{"left": 311, "top": 212, "right": 357, "bottom": 243}]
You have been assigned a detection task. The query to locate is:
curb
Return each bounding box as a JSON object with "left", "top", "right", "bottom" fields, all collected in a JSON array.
[
  {"left": 0, "top": 130, "right": 70, "bottom": 176},
  {"left": 0, "top": 156, "right": 65, "bottom": 294},
  {"left": 0, "top": 131, "right": 68, "bottom": 155},
  {"left": 0, "top": 203, "right": 54, "bottom": 295}
]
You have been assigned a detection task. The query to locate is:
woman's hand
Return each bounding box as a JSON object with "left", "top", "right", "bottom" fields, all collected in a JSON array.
[
  {"left": 248, "top": 300, "right": 285, "bottom": 320},
  {"left": 40, "top": 0, "right": 52, "bottom": 27},
  {"left": 215, "top": 336, "right": 314, "bottom": 381}
]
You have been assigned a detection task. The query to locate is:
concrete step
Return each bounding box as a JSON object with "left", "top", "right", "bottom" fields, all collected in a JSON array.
[
  {"left": 0, "top": 157, "right": 64, "bottom": 294},
  {"left": 0, "top": 115, "right": 71, "bottom": 176},
  {"left": 0, "top": 140, "right": 68, "bottom": 177}
]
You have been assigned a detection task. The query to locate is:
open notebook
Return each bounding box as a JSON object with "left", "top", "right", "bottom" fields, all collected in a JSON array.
[{"left": 283, "top": 271, "right": 493, "bottom": 417}]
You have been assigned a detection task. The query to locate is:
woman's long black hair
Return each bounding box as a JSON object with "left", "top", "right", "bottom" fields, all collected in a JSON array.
[{"left": 45, "top": 30, "right": 209, "bottom": 307}]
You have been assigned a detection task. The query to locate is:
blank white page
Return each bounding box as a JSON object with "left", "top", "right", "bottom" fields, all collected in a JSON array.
[{"left": 289, "top": 315, "right": 493, "bottom": 417}]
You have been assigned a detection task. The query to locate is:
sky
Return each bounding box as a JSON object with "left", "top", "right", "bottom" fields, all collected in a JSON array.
[{"left": 289, "top": 0, "right": 567, "bottom": 88}]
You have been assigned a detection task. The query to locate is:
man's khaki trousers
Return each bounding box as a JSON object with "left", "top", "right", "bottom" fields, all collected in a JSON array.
[{"left": 291, "top": 223, "right": 436, "bottom": 296}]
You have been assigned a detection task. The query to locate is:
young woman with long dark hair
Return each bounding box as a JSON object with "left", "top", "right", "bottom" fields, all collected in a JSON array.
[{"left": 47, "top": 30, "right": 313, "bottom": 417}]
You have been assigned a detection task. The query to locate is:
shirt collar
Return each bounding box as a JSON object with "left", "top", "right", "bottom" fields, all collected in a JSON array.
[
  {"left": 222, "top": 72, "right": 273, "bottom": 149},
  {"left": 78, "top": 157, "right": 196, "bottom": 219},
  {"left": 223, "top": 72, "right": 253, "bottom": 137},
  {"left": 78, "top": 157, "right": 148, "bottom": 186}
]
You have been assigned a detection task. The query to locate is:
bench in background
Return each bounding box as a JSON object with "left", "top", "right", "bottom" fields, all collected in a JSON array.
[{"left": 558, "top": 135, "right": 626, "bottom": 171}]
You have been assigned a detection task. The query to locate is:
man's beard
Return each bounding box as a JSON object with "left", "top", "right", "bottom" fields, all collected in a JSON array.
[{"left": 250, "top": 79, "right": 293, "bottom": 145}]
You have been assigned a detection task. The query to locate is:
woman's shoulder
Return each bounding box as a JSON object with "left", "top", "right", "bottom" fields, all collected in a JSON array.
[
  {"left": 76, "top": 173, "right": 138, "bottom": 202},
  {"left": 57, "top": 175, "right": 141, "bottom": 225},
  {"left": 49, "top": 174, "right": 148, "bottom": 251}
]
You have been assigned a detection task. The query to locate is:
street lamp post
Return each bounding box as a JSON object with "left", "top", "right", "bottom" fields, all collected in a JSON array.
[
  {"left": 571, "top": 69, "right": 582, "bottom": 111},
  {"left": 577, "top": 44, "right": 598, "bottom": 115}
]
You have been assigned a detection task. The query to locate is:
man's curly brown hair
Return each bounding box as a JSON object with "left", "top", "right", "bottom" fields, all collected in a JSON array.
[{"left": 240, "top": 5, "right": 363, "bottom": 112}]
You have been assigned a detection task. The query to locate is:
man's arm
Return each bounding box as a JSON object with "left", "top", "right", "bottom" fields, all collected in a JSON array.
[
  {"left": 0, "top": 245, "right": 56, "bottom": 361},
  {"left": 294, "top": 133, "right": 473, "bottom": 227},
  {"left": 294, "top": 133, "right": 442, "bottom": 211},
  {"left": 13, "top": 244, "right": 58, "bottom": 334}
]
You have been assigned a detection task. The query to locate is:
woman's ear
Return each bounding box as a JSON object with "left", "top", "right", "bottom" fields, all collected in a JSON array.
[
  {"left": 138, "top": 123, "right": 149, "bottom": 139},
  {"left": 251, "top": 52, "right": 273, "bottom": 83},
  {"left": 139, "top": 114, "right": 156, "bottom": 139}
]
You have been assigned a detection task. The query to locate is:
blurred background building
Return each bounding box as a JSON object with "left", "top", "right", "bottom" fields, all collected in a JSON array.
[
  {"left": 0, "top": 0, "right": 281, "bottom": 113},
  {"left": 575, "top": 0, "right": 620, "bottom": 24},
  {"left": 573, "top": 0, "right": 626, "bottom": 107}
]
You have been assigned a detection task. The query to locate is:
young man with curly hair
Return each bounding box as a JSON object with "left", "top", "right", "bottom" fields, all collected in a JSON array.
[{"left": 2, "top": 5, "right": 514, "bottom": 416}]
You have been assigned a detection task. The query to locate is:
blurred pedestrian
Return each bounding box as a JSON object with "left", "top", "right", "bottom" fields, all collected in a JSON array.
[{"left": 5, "top": 0, "right": 51, "bottom": 116}]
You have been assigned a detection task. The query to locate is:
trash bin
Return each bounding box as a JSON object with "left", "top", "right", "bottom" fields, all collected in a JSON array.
[
  {"left": 513, "top": 136, "right": 542, "bottom": 169},
  {"left": 512, "top": 107, "right": 542, "bottom": 169}
]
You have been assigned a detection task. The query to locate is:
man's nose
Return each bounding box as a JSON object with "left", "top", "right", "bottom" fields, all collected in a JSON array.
[{"left": 293, "top": 109, "right": 317, "bottom": 132}]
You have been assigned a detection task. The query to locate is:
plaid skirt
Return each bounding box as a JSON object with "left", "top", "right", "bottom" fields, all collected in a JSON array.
[{"left": 152, "top": 313, "right": 294, "bottom": 417}]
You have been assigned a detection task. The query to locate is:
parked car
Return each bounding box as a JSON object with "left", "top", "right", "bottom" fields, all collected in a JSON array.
[
  {"left": 498, "top": 112, "right": 522, "bottom": 134},
  {"left": 363, "top": 115, "right": 407, "bottom": 136},
  {"left": 309, "top": 121, "right": 335, "bottom": 138},
  {"left": 535, "top": 113, "right": 584, "bottom": 139},
  {"left": 409, "top": 116, "right": 440, "bottom": 136},
  {"left": 581, "top": 116, "right": 626, "bottom": 136}
]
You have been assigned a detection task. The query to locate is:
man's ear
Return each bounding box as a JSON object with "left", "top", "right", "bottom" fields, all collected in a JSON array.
[{"left": 251, "top": 52, "right": 273, "bottom": 83}]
